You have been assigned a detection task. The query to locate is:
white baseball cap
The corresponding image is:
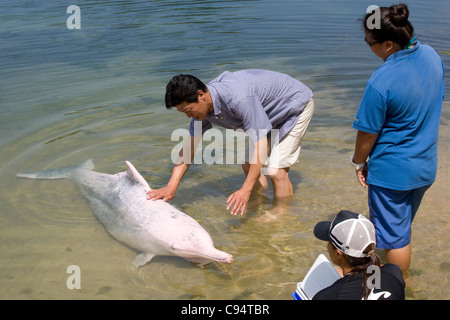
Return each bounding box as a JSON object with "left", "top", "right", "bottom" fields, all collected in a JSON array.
[{"left": 314, "top": 210, "right": 376, "bottom": 258}]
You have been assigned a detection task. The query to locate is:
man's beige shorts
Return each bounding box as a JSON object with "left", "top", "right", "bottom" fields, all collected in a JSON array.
[
  {"left": 266, "top": 98, "right": 314, "bottom": 169},
  {"left": 244, "top": 98, "right": 314, "bottom": 170}
]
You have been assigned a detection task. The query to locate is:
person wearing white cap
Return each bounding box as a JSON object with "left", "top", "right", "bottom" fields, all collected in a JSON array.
[{"left": 312, "top": 210, "right": 405, "bottom": 300}]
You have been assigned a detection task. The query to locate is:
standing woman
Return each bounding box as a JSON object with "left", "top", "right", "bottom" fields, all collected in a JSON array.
[{"left": 351, "top": 4, "right": 445, "bottom": 275}]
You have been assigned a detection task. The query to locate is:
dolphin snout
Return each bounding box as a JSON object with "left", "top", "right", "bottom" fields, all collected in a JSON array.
[{"left": 222, "top": 254, "right": 233, "bottom": 264}]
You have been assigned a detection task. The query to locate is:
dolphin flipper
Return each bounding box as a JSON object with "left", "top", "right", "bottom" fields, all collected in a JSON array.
[{"left": 132, "top": 252, "right": 155, "bottom": 267}]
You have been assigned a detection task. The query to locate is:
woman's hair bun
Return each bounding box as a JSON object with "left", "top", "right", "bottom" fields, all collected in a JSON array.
[{"left": 389, "top": 4, "right": 409, "bottom": 27}]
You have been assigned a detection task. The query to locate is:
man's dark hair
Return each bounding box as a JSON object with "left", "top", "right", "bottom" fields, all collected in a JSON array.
[{"left": 165, "top": 74, "right": 207, "bottom": 109}]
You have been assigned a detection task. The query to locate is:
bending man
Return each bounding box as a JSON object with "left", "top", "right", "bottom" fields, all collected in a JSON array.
[{"left": 147, "top": 69, "right": 314, "bottom": 216}]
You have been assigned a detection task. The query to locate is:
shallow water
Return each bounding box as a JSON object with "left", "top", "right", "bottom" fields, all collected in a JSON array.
[{"left": 0, "top": 0, "right": 449, "bottom": 300}]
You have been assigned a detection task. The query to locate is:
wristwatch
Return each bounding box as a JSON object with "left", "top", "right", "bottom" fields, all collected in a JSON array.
[{"left": 350, "top": 154, "right": 366, "bottom": 170}]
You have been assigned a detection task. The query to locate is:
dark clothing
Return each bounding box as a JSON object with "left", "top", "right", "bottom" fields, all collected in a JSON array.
[{"left": 312, "top": 264, "right": 405, "bottom": 300}]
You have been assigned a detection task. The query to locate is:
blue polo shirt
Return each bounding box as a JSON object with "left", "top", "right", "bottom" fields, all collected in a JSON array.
[
  {"left": 353, "top": 41, "right": 445, "bottom": 190},
  {"left": 190, "top": 69, "right": 313, "bottom": 142}
]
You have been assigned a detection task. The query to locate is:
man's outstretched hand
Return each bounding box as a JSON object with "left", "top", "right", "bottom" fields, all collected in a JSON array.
[
  {"left": 146, "top": 186, "right": 176, "bottom": 202},
  {"left": 226, "top": 188, "right": 251, "bottom": 216}
]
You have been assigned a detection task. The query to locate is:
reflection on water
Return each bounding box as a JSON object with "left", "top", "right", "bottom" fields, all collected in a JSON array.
[{"left": 0, "top": 0, "right": 449, "bottom": 300}]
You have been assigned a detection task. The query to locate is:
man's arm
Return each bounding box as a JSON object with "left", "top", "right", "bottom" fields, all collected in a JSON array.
[
  {"left": 146, "top": 134, "right": 201, "bottom": 201},
  {"left": 227, "top": 136, "right": 268, "bottom": 215}
]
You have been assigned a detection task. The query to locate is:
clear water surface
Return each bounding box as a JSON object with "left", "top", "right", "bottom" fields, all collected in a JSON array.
[{"left": 0, "top": 0, "right": 449, "bottom": 300}]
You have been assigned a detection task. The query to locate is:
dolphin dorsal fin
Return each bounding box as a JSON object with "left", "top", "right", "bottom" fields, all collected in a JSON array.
[{"left": 125, "top": 161, "right": 151, "bottom": 192}]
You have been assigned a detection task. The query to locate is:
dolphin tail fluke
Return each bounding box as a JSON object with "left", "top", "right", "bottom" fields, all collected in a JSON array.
[{"left": 16, "top": 159, "right": 95, "bottom": 180}]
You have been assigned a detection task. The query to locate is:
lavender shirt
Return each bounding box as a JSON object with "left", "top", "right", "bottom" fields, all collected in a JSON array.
[{"left": 190, "top": 69, "right": 313, "bottom": 142}]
